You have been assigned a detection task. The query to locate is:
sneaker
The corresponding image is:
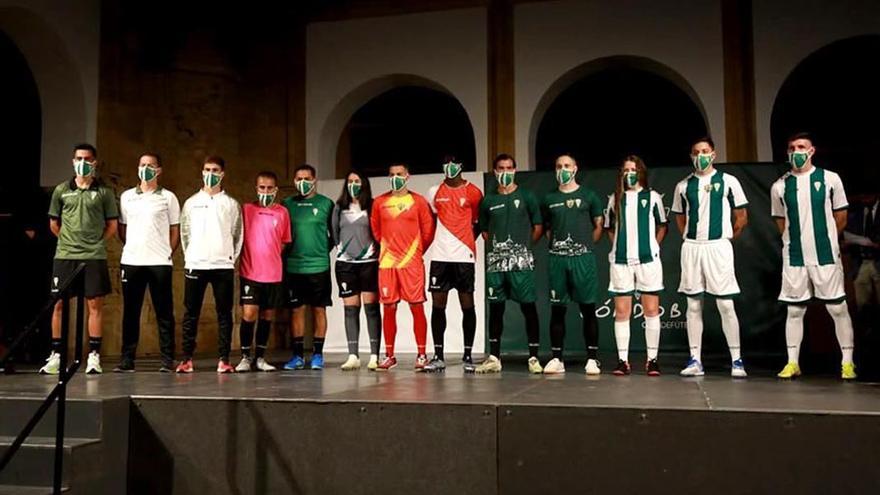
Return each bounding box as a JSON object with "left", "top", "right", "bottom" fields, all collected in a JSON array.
[
  {"left": 367, "top": 354, "right": 379, "bottom": 371},
  {"left": 310, "top": 354, "right": 324, "bottom": 370},
  {"left": 39, "top": 351, "right": 60, "bottom": 375},
  {"left": 113, "top": 360, "right": 135, "bottom": 373},
  {"left": 376, "top": 355, "right": 398, "bottom": 371},
  {"left": 414, "top": 354, "right": 429, "bottom": 371},
  {"left": 255, "top": 357, "right": 277, "bottom": 372},
  {"left": 777, "top": 362, "right": 801, "bottom": 379},
  {"left": 679, "top": 357, "right": 704, "bottom": 377},
  {"left": 646, "top": 358, "right": 661, "bottom": 376},
  {"left": 527, "top": 356, "right": 543, "bottom": 374},
  {"left": 217, "top": 359, "right": 235, "bottom": 374},
  {"left": 731, "top": 359, "right": 748, "bottom": 378},
  {"left": 422, "top": 356, "right": 446, "bottom": 373},
  {"left": 283, "top": 355, "right": 305, "bottom": 370},
  {"left": 159, "top": 361, "right": 175, "bottom": 373},
  {"left": 543, "top": 358, "right": 565, "bottom": 374},
  {"left": 475, "top": 355, "right": 502, "bottom": 374},
  {"left": 584, "top": 359, "right": 601, "bottom": 375},
  {"left": 841, "top": 362, "right": 857, "bottom": 380},
  {"left": 175, "top": 359, "right": 194, "bottom": 373},
  {"left": 462, "top": 355, "right": 476, "bottom": 373},
  {"left": 235, "top": 356, "right": 253, "bottom": 372},
  {"left": 341, "top": 354, "right": 361, "bottom": 371},
  {"left": 612, "top": 360, "right": 631, "bottom": 376},
  {"left": 86, "top": 352, "right": 102, "bottom": 374}
]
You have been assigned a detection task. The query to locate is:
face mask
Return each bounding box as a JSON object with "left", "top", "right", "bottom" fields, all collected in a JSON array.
[
  {"left": 347, "top": 181, "right": 362, "bottom": 198},
  {"left": 442, "top": 161, "right": 462, "bottom": 179},
  {"left": 692, "top": 153, "right": 713, "bottom": 172},
  {"left": 623, "top": 171, "right": 639, "bottom": 189},
  {"left": 496, "top": 170, "right": 515, "bottom": 187},
  {"left": 296, "top": 179, "right": 315, "bottom": 196},
  {"left": 556, "top": 168, "right": 575, "bottom": 186},
  {"left": 138, "top": 165, "right": 157, "bottom": 182},
  {"left": 258, "top": 192, "right": 276, "bottom": 207},
  {"left": 202, "top": 171, "right": 223, "bottom": 188},
  {"left": 390, "top": 175, "right": 407, "bottom": 192},
  {"left": 73, "top": 159, "right": 94, "bottom": 177},
  {"left": 788, "top": 150, "right": 810, "bottom": 169}
]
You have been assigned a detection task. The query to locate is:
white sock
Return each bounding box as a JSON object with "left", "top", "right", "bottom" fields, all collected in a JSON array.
[
  {"left": 685, "top": 297, "right": 703, "bottom": 362},
  {"left": 785, "top": 305, "right": 806, "bottom": 364},
  {"left": 716, "top": 299, "right": 742, "bottom": 361},
  {"left": 614, "top": 320, "right": 630, "bottom": 362},
  {"left": 645, "top": 315, "right": 660, "bottom": 360},
  {"left": 826, "top": 303, "right": 855, "bottom": 364}
]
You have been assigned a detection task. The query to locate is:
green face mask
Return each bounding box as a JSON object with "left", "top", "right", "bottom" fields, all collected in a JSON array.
[
  {"left": 296, "top": 179, "right": 315, "bottom": 196},
  {"left": 442, "top": 161, "right": 462, "bottom": 179},
  {"left": 496, "top": 170, "right": 515, "bottom": 187},
  {"left": 347, "top": 181, "right": 362, "bottom": 199},
  {"left": 138, "top": 165, "right": 158, "bottom": 182},
  {"left": 202, "top": 171, "right": 223, "bottom": 188},
  {"left": 788, "top": 151, "right": 810, "bottom": 169},
  {"left": 74, "top": 159, "right": 94, "bottom": 177},
  {"left": 257, "top": 192, "right": 276, "bottom": 207},
  {"left": 623, "top": 171, "right": 639, "bottom": 189},
  {"left": 692, "top": 153, "right": 713, "bottom": 172},
  {"left": 556, "top": 168, "right": 575, "bottom": 186},
  {"left": 390, "top": 175, "right": 407, "bottom": 192}
]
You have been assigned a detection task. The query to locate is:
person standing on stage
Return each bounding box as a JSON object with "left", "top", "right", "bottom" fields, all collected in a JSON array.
[
  {"left": 235, "top": 171, "right": 291, "bottom": 372},
  {"left": 115, "top": 152, "right": 180, "bottom": 373},
  {"left": 605, "top": 156, "right": 668, "bottom": 376},
  {"left": 475, "top": 153, "right": 544, "bottom": 374},
  {"left": 282, "top": 164, "right": 334, "bottom": 371},
  {"left": 41, "top": 143, "right": 118, "bottom": 375},
  {"left": 671, "top": 137, "right": 749, "bottom": 378},
  {"left": 422, "top": 157, "right": 483, "bottom": 373},
  {"left": 541, "top": 154, "right": 604, "bottom": 374},
  {"left": 177, "top": 155, "right": 243, "bottom": 373},
  {"left": 332, "top": 170, "right": 382, "bottom": 371},
  {"left": 772, "top": 132, "right": 856, "bottom": 380},
  {"left": 370, "top": 163, "right": 435, "bottom": 371}
]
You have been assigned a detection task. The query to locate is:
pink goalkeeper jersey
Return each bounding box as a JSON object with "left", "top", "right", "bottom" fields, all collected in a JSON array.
[{"left": 240, "top": 203, "right": 291, "bottom": 283}]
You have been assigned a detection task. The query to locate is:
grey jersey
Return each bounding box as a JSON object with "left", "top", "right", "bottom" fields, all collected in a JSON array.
[{"left": 332, "top": 202, "right": 378, "bottom": 263}]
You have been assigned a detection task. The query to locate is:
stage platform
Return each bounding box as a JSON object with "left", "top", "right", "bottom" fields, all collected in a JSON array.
[{"left": 1, "top": 354, "right": 880, "bottom": 494}]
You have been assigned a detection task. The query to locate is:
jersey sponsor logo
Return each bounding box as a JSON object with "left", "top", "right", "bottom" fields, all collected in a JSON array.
[
  {"left": 513, "top": 199, "right": 520, "bottom": 209},
  {"left": 814, "top": 181, "right": 822, "bottom": 191},
  {"left": 489, "top": 204, "right": 505, "bottom": 211},
  {"left": 436, "top": 197, "right": 451, "bottom": 203},
  {"left": 61, "top": 192, "right": 78, "bottom": 198},
  {"left": 549, "top": 202, "right": 564, "bottom": 209}
]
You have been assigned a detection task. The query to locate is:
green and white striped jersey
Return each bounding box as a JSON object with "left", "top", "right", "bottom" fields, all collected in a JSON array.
[
  {"left": 671, "top": 170, "right": 748, "bottom": 241},
  {"left": 603, "top": 188, "right": 667, "bottom": 265},
  {"left": 771, "top": 167, "right": 848, "bottom": 267}
]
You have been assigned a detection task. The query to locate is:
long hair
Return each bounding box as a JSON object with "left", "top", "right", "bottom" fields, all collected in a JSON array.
[
  {"left": 614, "top": 155, "right": 649, "bottom": 219},
  {"left": 336, "top": 170, "right": 373, "bottom": 213}
]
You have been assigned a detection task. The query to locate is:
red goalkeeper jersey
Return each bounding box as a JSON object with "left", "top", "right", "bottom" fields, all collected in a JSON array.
[
  {"left": 370, "top": 191, "right": 435, "bottom": 269},
  {"left": 427, "top": 181, "right": 483, "bottom": 263}
]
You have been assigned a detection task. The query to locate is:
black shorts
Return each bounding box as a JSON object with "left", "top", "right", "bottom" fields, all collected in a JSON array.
[
  {"left": 335, "top": 261, "right": 379, "bottom": 298},
  {"left": 52, "top": 259, "right": 111, "bottom": 299},
  {"left": 285, "top": 270, "right": 332, "bottom": 308},
  {"left": 239, "top": 277, "right": 285, "bottom": 308},
  {"left": 428, "top": 261, "right": 475, "bottom": 293}
]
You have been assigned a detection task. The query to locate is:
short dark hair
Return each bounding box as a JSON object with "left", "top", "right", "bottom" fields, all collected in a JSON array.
[
  {"left": 692, "top": 136, "right": 715, "bottom": 151},
  {"left": 256, "top": 170, "right": 278, "bottom": 183},
  {"left": 140, "top": 152, "right": 162, "bottom": 165},
  {"left": 556, "top": 153, "right": 577, "bottom": 165},
  {"left": 73, "top": 143, "right": 97, "bottom": 158},
  {"left": 493, "top": 153, "right": 517, "bottom": 169},
  {"left": 294, "top": 164, "right": 316, "bottom": 178},
  {"left": 389, "top": 162, "right": 409, "bottom": 171},
  {"left": 204, "top": 155, "right": 226, "bottom": 170},
  {"left": 787, "top": 132, "right": 813, "bottom": 146}
]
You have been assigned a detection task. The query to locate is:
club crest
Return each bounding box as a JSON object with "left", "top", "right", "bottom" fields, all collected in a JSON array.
[
  {"left": 814, "top": 181, "right": 822, "bottom": 191},
  {"left": 565, "top": 199, "right": 575, "bottom": 208},
  {"left": 341, "top": 282, "right": 348, "bottom": 290},
  {"left": 713, "top": 183, "right": 721, "bottom": 192},
  {"left": 312, "top": 208, "right": 318, "bottom": 216},
  {"left": 244, "top": 285, "right": 250, "bottom": 294},
  {"left": 641, "top": 199, "right": 648, "bottom": 208},
  {"left": 488, "top": 287, "right": 494, "bottom": 296},
  {"left": 459, "top": 198, "right": 466, "bottom": 207},
  {"left": 575, "top": 199, "right": 582, "bottom": 208},
  {"left": 53, "top": 277, "right": 59, "bottom": 287},
  {"left": 513, "top": 199, "right": 520, "bottom": 208}
]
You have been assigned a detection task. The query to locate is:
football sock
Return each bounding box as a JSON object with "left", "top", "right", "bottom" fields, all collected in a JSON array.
[
  {"left": 344, "top": 305, "right": 361, "bottom": 356},
  {"left": 686, "top": 296, "right": 703, "bottom": 362},
  {"left": 462, "top": 306, "right": 476, "bottom": 360},
  {"left": 520, "top": 302, "right": 540, "bottom": 358},
  {"left": 239, "top": 319, "right": 255, "bottom": 357},
  {"left": 614, "top": 319, "right": 630, "bottom": 362},
  {"left": 716, "top": 299, "right": 742, "bottom": 362},
  {"left": 785, "top": 305, "right": 806, "bottom": 363},
  {"left": 645, "top": 315, "right": 660, "bottom": 360},
  {"left": 430, "top": 305, "right": 446, "bottom": 359},
  {"left": 550, "top": 305, "right": 566, "bottom": 360},
  {"left": 383, "top": 303, "right": 398, "bottom": 356},
  {"left": 364, "top": 303, "right": 381, "bottom": 356},
  {"left": 579, "top": 303, "right": 598, "bottom": 360},
  {"left": 489, "top": 302, "right": 505, "bottom": 357},
  {"left": 826, "top": 302, "right": 855, "bottom": 364},
  {"left": 410, "top": 303, "right": 427, "bottom": 355}
]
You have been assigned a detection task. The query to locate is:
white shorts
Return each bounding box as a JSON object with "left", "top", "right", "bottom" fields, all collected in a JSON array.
[
  {"left": 608, "top": 259, "right": 664, "bottom": 295},
  {"left": 778, "top": 260, "right": 846, "bottom": 304},
  {"left": 678, "top": 239, "right": 740, "bottom": 297}
]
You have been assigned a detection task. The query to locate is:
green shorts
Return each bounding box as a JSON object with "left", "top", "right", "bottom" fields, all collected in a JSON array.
[
  {"left": 548, "top": 254, "right": 599, "bottom": 305},
  {"left": 486, "top": 270, "right": 536, "bottom": 304}
]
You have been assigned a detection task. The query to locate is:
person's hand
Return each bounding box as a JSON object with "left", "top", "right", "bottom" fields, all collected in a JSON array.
[{"left": 24, "top": 229, "right": 36, "bottom": 240}]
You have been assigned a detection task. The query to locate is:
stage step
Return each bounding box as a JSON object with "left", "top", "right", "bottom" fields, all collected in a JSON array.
[
  {"left": 0, "top": 484, "right": 69, "bottom": 494},
  {"left": 0, "top": 396, "right": 129, "bottom": 494}
]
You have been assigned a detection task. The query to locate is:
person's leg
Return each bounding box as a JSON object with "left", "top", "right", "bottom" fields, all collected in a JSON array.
[
  {"left": 613, "top": 296, "right": 632, "bottom": 362},
  {"left": 213, "top": 270, "right": 235, "bottom": 363},
  {"left": 255, "top": 309, "right": 274, "bottom": 360},
  {"left": 549, "top": 304, "right": 566, "bottom": 361},
  {"left": 182, "top": 270, "right": 209, "bottom": 360},
  {"left": 120, "top": 265, "right": 148, "bottom": 363},
  {"left": 641, "top": 294, "right": 661, "bottom": 361},
  {"left": 488, "top": 302, "right": 505, "bottom": 358},
  {"left": 715, "top": 299, "right": 742, "bottom": 362},
  {"left": 343, "top": 294, "right": 362, "bottom": 356},
  {"left": 240, "top": 304, "right": 259, "bottom": 357},
  {"left": 383, "top": 302, "right": 398, "bottom": 357},
  {"left": 149, "top": 266, "right": 176, "bottom": 368},
  {"left": 520, "top": 302, "right": 540, "bottom": 358},
  {"left": 430, "top": 291, "right": 448, "bottom": 360},
  {"left": 410, "top": 302, "right": 428, "bottom": 356},
  {"left": 459, "top": 291, "right": 476, "bottom": 361},
  {"left": 685, "top": 296, "right": 704, "bottom": 362},
  {"left": 86, "top": 296, "right": 104, "bottom": 351},
  {"left": 826, "top": 302, "right": 855, "bottom": 365},
  {"left": 579, "top": 303, "right": 598, "bottom": 361},
  {"left": 291, "top": 306, "right": 305, "bottom": 357},
  {"left": 312, "top": 306, "right": 327, "bottom": 355},
  {"left": 362, "top": 291, "right": 381, "bottom": 358},
  {"left": 784, "top": 305, "right": 807, "bottom": 365}
]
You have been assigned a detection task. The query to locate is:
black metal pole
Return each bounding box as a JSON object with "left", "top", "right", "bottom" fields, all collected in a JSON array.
[
  {"left": 53, "top": 295, "right": 70, "bottom": 495},
  {"left": 74, "top": 292, "right": 84, "bottom": 368}
]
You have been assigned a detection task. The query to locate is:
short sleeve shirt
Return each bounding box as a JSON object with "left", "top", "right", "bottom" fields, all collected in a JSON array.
[
  {"left": 49, "top": 178, "right": 118, "bottom": 260},
  {"left": 480, "top": 187, "right": 542, "bottom": 272},
  {"left": 282, "top": 194, "right": 334, "bottom": 274},
  {"left": 119, "top": 187, "right": 180, "bottom": 266},
  {"left": 541, "top": 186, "right": 604, "bottom": 256},
  {"left": 240, "top": 203, "right": 291, "bottom": 283}
]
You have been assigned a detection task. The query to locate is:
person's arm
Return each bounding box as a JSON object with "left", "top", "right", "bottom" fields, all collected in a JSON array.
[
  {"left": 829, "top": 172, "right": 849, "bottom": 235},
  {"left": 470, "top": 186, "right": 483, "bottom": 239},
  {"left": 732, "top": 209, "right": 748, "bottom": 240},
  {"left": 590, "top": 192, "right": 604, "bottom": 243},
  {"left": 169, "top": 225, "right": 180, "bottom": 253},
  {"left": 603, "top": 195, "right": 615, "bottom": 243},
  {"left": 834, "top": 209, "right": 848, "bottom": 234},
  {"left": 48, "top": 184, "right": 62, "bottom": 237},
  {"left": 653, "top": 191, "right": 668, "bottom": 244},
  {"left": 180, "top": 199, "right": 191, "bottom": 254},
  {"left": 671, "top": 182, "right": 687, "bottom": 236},
  {"left": 592, "top": 217, "right": 603, "bottom": 243},
  {"left": 728, "top": 176, "right": 749, "bottom": 240},
  {"left": 101, "top": 188, "right": 119, "bottom": 241},
  {"left": 104, "top": 218, "right": 118, "bottom": 241},
  {"left": 118, "top": 192, "right": 128, "bottom": 243},
  {"left": 418, "top": 196, "right": 436, "bottom": 248},
  {"left": 167, "top": 191, "right": 181, "bottom": 254},
  {"left": 370, "top": 198, "right": 382, "bottom": 244},
  {"left": 331, "top": 204, "right": 341, "bottom": 247},
  {"left": 118, "top": 223, "right": 127, "bottom": 244},
  {"left": 775, "top": 218, "right": 786, "bottom": 235},
  {"left": 232, "top": 201, "right": 244, "bottom": 261},
  {"left": 770, "top": 181, "right": 786, "bottom": 236}
]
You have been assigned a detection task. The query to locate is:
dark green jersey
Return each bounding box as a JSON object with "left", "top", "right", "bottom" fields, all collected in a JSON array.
[
  {"left": 282, "top": 194, "right": 334, "bottom": 274},
  {"left": 542, "top": 186, "right": 604, "bottom": 256},
  {"left": 48, "top": 178, "right": 119, "bottom": 260},
  {"left": 480, "top": 187, "right": 542, "bottom": 272}
]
